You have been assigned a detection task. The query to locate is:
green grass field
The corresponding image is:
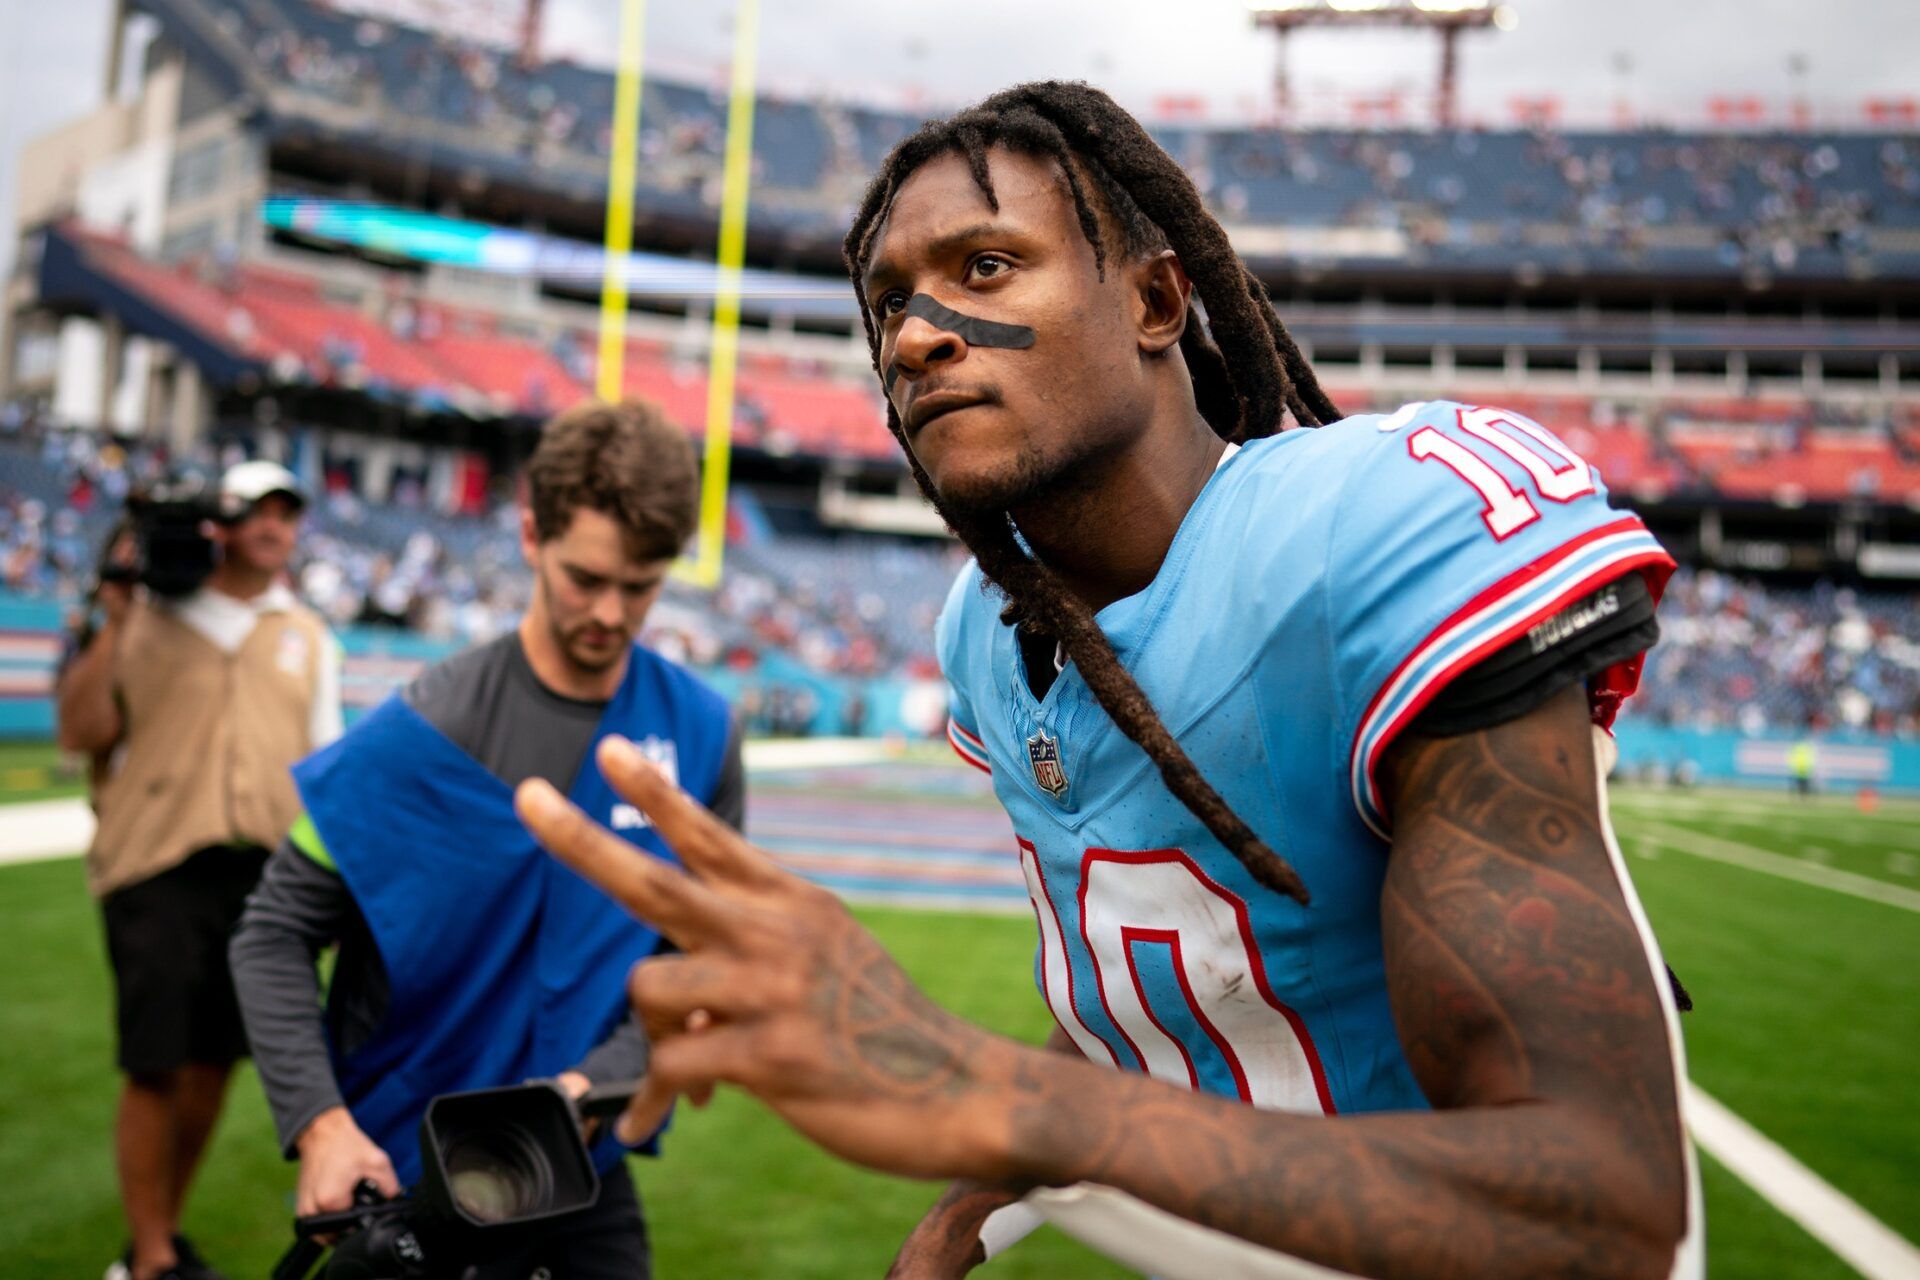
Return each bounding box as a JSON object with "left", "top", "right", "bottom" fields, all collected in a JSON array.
[
  {"left": 0, "top": 740, "right": 84, "bottom": 803},
  {"left": 1, "top": 777, "right": 1914, "bottom": 1278}
]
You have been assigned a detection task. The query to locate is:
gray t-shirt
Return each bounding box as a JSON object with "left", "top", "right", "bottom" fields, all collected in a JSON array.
[{"left": 231, "top": 632, "right": 745, "bottom": 1156}]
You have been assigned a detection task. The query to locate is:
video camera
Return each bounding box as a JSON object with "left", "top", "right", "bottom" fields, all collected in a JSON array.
[
  {"left": 272, "top": 1080, "right": 632, "bottom": 1280},
  {"left": 100, "top": 477, "right": 229, "bottom": 598}
]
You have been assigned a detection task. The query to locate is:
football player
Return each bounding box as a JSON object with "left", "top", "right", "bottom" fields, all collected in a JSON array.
[{"left": 519, "top": 81, "right": 1697, "bottom": 1280}]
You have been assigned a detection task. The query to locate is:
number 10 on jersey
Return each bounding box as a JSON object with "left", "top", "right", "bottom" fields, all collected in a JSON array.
[
  {"left": 1017, "top": 839, "right": 1336, "bottom": 1114},
  {"left": 1408, "top": 407, "right": 1597, "bottom": 539}
]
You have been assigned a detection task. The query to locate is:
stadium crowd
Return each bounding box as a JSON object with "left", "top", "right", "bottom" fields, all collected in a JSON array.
[
  {"left": 0, "top": 415, "right": 956, "bottom": 682},
  {"left": 1191, "top": 127, "right": 1911, "bottom": 270},
  {"left": 1635, "top": 568, "right": 1920, "bottom": 737},
  {"left": 174, "top": 0, "right": 1920, "bottom": 272},
  {"left": 3, "top": 412, "right": 1915, "bottom": 739}
]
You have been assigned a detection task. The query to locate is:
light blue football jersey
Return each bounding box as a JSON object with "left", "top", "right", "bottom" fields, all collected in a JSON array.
[{"left": 938, "top": 400, "right": 1674, "bottom": 1116}]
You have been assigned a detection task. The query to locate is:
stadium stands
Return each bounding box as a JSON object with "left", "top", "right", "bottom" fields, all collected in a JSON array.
[
  {"left": 38, "top": 224, "right": 896, "bottom": 456},
  {"left": 3, "top": 422, "right": 1914, "bottom": 738},
  {"left": 1636, "top": 568, "right": 1920, "bottom": 737},
  {"left": 0, "top": 424, "right": 950, "bottom": 679},
  {"left": 1322, "top": 386, "right": 1920, "bottom": 504},
  {"left": 33, "top": 222, "right": 1920, "bottom": 501},
  {"left": 9, "top": 0, "right": 1916, "bottom": 748},
  {"left": 130, "top": 0, "right": 1920, "bottom": 278}
]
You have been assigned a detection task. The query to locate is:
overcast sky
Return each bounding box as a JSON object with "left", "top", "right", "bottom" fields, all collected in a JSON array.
[
  {"left": 3, "top": 0, "right": 1916, "bottom": 281},
  {"left": 546, "top": 0, "right": 1919, "bottom": 124}
]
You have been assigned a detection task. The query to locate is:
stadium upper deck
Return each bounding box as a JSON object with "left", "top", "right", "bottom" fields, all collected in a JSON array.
[
  {"left": 135, "top": 0, "right": 1920, "bottom": 284},
  {"left": 9, "top": 0, "right": 1920, "bottom": 586},
  {"left": 26, "top": 221, "right": 1920, "bottom": 509}
]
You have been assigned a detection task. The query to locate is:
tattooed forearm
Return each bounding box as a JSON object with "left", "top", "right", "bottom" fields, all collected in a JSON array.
[
  {"left": 986, "top": 686, "right": 1687, "bottom": 1280},
  {"left": 814, "top": 919, "right": 992, "bottom": 1101}
]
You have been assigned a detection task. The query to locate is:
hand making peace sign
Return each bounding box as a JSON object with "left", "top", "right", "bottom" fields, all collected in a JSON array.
[{"left": 514, "top": 735, "right": 1028, "bottom": 1184}]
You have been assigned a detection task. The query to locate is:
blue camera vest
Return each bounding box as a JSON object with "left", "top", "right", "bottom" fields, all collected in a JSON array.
[{"left": 292, "top": 645, "right": 731, "bottom": 1184}]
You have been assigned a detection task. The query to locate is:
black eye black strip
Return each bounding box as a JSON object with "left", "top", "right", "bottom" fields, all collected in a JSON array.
[
  {"left": 883, "top": 293, "right": 1036, "bottom": 391},
  {"left": 901, "top": 293, "right": 1036, "bottom": 348}
]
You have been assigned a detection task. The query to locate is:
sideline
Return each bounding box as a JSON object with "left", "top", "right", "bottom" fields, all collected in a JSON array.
[
  {"left": 1689, "top": 1084, "right": 1920, "bottom": 1280},
  {"left": 0, "top": 740, "right": 912, "bottom": 869},
  {"left": 1631, "top": 820, "right": 1920, "bottom": 914},
  {"left": 0, "top": 797, "right": 92, "bottom": 866},
  {"left": 744, "top": 737, "right": 900, "bottom": 772}
]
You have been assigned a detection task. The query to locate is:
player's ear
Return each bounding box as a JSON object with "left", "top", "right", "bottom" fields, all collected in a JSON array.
[
  {"left": 1133, "top": 249, "right": 1190, "bottom": 356},
  {"left": 519, "top": 507, "right": 542, "bottom": 570}
]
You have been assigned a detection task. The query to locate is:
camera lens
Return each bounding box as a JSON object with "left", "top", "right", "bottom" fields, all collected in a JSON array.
[{"left": 442, "top": 1126, "right": 555, "bottom": 1224}]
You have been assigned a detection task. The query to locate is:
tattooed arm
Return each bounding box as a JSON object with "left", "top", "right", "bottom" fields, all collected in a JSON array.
[
  {"left": 985, "top": 683, "right": 1689, "bottom": 1278},
  {"left": 519, "top": 697, "right": 1688, "bottom": 1280}
]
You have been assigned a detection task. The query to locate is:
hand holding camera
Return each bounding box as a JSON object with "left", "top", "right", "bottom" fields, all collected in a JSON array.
[
  {"left": 295, "top": 1108, "right": 401, "bottom": 1220},
  {"left": 276, "top": 1080, "right": 627, "bottom": 1279}
]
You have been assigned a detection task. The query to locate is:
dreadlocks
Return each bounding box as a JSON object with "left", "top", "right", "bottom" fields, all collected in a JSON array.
[{"left": 844, "top": 81, "right": 1338, "bottom": 905}]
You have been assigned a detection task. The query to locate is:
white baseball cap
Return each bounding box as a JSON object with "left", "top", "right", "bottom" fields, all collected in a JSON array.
[{"left": 220, "top": 460, "right": 307, "bottom": 515}]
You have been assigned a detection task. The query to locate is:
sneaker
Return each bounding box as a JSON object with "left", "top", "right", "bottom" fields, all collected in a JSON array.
[
  {"left": 169, "top": 1236, "right": 229, "bottom": 1280},
  {"left": 113, "top": 1265, "right": 203, "bottom": 1280},
  {"left": 105, "top": 1256, "right": 191, "bottom": 1280},
  {"left": 106, "top": 1240, "right": 224, "bottom": 1280}
]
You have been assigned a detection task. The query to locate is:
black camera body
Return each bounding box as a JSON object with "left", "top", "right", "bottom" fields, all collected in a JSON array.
[
  {"left": 295, "top": 1196, "right": 433, "bottom": 1280},
  {"left": 275, "top": 1081, "right": 616, "bottom": 1280},
  {"left": 103, "top": 479, "right": 229, "bottom": 598}
]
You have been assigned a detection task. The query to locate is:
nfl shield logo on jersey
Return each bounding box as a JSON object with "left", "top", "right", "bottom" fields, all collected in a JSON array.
[{"left": 1026, "top": 731, "right": 1069, "bottom": 799}]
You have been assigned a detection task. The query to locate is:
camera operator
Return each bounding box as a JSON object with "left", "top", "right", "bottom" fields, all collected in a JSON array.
[
  {"left": 230, "top": 400, "right": 744, "bottom": 1280},
  {"left": 57, "top": 461, "right": 343, "bottom": 1280}
]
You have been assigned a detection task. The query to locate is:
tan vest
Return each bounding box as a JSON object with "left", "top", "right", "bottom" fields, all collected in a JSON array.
[{"left": 87, "top": 596, "right": 328, "bottom": 897}]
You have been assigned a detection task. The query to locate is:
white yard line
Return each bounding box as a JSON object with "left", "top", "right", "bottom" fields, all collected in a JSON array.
[
  {"left": 0, "top": 797, "right": 91, "bottom": 866},
  {"left": 1612, "top": 792, "right": 1920, "bottom": 834},
  {"left": 1630, "top": 820, "right": 1920, "bottom": 914},
  {"left": 1615, "top": 799, "right": 1920, "bottom": 853},
  {"left": 1689, "top": 1084, "right": 1920, "bottom": 1280},
  {"left": 743, "top": 738, "right": 897, "bottom": 771},
  {"left": 1614, "top": 790, "right": 1917, "bottom": 806}
]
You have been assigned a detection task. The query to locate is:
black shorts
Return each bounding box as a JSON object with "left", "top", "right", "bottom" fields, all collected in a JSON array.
[{"left": 100, "top": 843, "right": 269, "bottom": 1076}]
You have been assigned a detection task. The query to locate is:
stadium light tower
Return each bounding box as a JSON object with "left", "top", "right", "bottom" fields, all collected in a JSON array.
[
  {"left": 1249, "top": 0, "right": 1518, "bottom": 128},
  {"left": 517, "top": 0, "right": 546, "bottom": 68}
]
